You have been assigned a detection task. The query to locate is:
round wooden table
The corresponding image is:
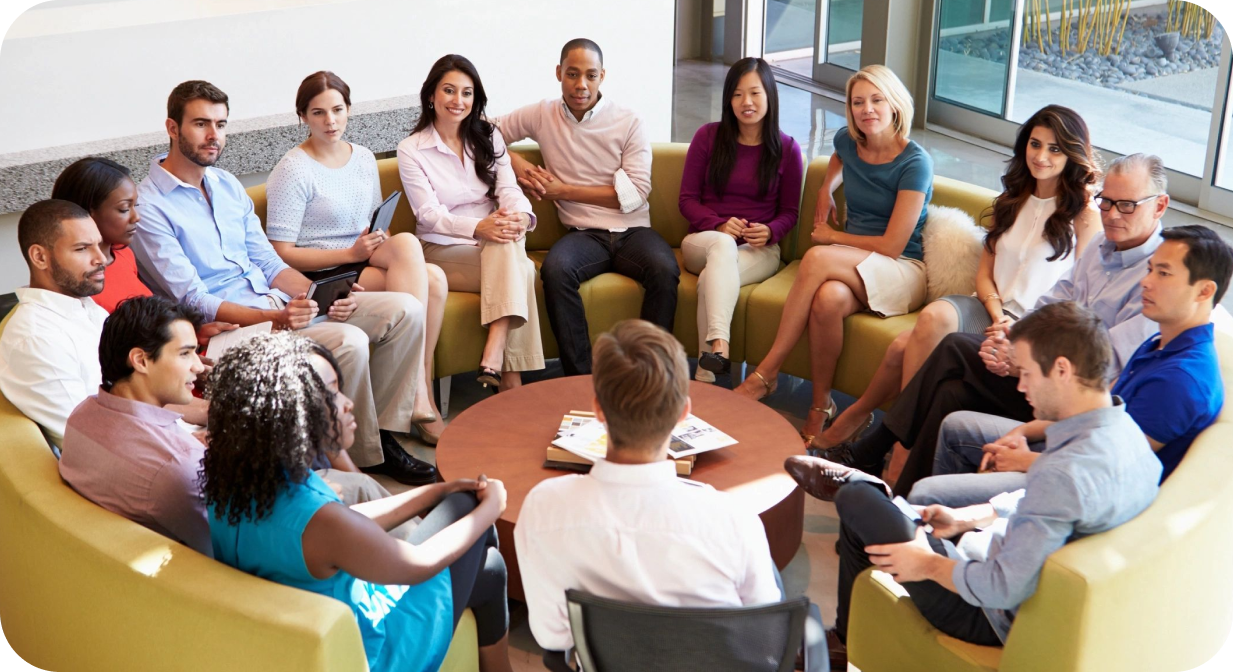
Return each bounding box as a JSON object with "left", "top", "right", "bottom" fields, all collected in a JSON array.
[{"left": 435, "top": 376, "right": 805, "bottom": 601}]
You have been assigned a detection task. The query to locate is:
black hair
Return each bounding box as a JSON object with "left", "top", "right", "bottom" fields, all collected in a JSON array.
[
  {"left": 412, "top": 55, "right": 502, "bottom": 200},
  {"left": 201, "top": 332, "right": 342, "bottom": 526},
  {"left": 707, "top": 57, "right": 781, "bottom": 199},
  {"left": 17, "top": 199, "right": 91, "bottom": 265},
  {"left": 52, "top": 157, "right": 133, "bottom": 214},
  {"left": 99, "top": 296, "right": 205, "bottom": 391},
  {"left": 1161, "top": 225, "right": 1233, "bottom": 305},
  {"left": 560, "top": 38, "right": 603, "bottom": 66}
]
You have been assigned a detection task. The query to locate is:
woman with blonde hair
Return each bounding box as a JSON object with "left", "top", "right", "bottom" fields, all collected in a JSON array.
[{"left": 736, "top": 65, "right": 933, "bottom": 443}]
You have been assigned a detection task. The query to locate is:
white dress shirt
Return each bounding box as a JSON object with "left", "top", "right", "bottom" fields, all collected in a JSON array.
[
  {"left": 0, "top": 288, "right": 108, "bottom": 449},
  {"left": 514, "top": 459, "right": 782, "bottom": 651}
]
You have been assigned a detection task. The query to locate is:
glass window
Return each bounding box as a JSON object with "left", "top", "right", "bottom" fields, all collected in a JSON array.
[
  {"left": 826, "top": 0, "right": 864, "bottom": 71},
  {"left": 934, "top": 0, "right": 1014, "bottom": 115},
  {"left": 1010, "top": 1, "right": 1223, "bottom": 176},
  {"left": 765, "top": 0, "right": 817, "bottom": 77}
]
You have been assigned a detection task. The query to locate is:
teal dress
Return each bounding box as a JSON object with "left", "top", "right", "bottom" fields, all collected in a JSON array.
[
  {"left": 209, "top": 471, "right": 454, "bottom": 672},
  {"left": 832, "top": 126, "right": 934, "bottom": 261}
]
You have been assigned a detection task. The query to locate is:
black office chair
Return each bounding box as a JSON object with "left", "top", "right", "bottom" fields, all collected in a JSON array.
[
  {"left": 0, "top": 293, "right": 17, "bottom": 322},
  {"left": 541, "top": 589, "right": 828, "bottom": 672}
]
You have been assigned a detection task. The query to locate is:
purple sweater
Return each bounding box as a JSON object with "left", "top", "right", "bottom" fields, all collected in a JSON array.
[{"left": 679, "top": 122, "right": 803, "bottom": 245}]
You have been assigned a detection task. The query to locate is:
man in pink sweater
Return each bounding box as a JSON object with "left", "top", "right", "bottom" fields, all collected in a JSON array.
[{"left": 497, "top": 38, "right": 680, "bottom": 376}]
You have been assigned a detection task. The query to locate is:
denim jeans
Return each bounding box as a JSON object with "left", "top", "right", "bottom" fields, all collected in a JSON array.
[
  {"left": 539, "top": 227, "right": 680, "bottom": 375},
  {"left": 906, "top": 411, "right": 1041, "bottom": 508}
]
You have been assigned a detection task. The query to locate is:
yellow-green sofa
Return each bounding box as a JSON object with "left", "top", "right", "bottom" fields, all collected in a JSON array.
[
  {"left": 0, "top": 310, "right": 480, "bottom": 671},
  {"left": 847, "top": 331, "right": 1233, "bottom": 672},
  {"left": 246, "top": 144, "right": 999, "bottom": 399}
]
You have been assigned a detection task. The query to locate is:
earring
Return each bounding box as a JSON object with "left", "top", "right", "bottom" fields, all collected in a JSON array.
[{"left": 429, "top": 102, "right": 434, "bottom": 109}]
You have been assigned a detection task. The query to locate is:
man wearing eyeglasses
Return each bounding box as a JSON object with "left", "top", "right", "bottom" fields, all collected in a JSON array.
[{"left": 803, "top": 153, "right": 1168, "bottom": 496}]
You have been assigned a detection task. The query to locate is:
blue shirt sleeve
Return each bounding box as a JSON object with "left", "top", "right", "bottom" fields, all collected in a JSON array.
[
  {"left": 1122, "top": 367, "right": 1206, "bottom": 446},
  {"left": 833, "top": 127, "right": 854, "bottom": 163},
  {"left": 130, "top": 194, "right": 226, "bottom": 321},
  {"left": 230, "top": 174, "right": 292, "bottom": 287},
  {"left": 897, "top": 146, "right": 933, "bottom": 194},
  {"left": 952, "top": 462, "right": 1085, "bottom": 610}
]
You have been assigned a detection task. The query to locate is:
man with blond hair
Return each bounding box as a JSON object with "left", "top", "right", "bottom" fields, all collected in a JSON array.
[{"left": 515, "top": 319, "right": 781, "bottom": 653}]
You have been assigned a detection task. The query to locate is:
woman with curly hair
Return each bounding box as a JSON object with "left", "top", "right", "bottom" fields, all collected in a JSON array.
[
  {"left": 398, "top": 54, "right": 544, "bottom": 392},
  {"left": 201, "top": 332, "right": 513, "bottom": 672},
  {"left": 811, "top": 105, "right": 1101, "bottom": 463}
]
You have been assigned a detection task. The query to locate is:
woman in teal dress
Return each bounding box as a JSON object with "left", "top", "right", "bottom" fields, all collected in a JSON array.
[{"left": 201, "top": 333, "right": 513, "bottom": 672}]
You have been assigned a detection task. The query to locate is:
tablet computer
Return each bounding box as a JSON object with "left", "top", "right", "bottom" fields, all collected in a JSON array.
[
  {"left": 305, "top": 270, "right": 359, "bottom": 325},
  {"left": 367, "top": 191, "right": 402, "bottom": 235}
]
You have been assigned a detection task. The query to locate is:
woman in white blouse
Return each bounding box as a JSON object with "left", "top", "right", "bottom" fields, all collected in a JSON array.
[
  {"left": 398, "top": 54, "right": 544, "bottom": 392},
  {"left": 810, "top": 105, "right": 1102, "bottom": 455},
  {"left": 266, "top": 71, "right": 448, "bottom": 444}
]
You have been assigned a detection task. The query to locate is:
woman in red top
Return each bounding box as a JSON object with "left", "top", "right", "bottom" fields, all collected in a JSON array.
[{"left": 51, "top": 157, "right": 154, "bottom": 313}]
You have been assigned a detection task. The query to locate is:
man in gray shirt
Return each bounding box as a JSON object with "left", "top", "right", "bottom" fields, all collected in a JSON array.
[{"left": 786, "top": 301, "right": 1162, "bottom": 667}]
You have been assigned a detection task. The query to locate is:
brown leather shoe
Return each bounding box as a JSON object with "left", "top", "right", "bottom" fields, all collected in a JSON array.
[
  {"left": 826, "top": 627, "right": 848, "bottom": 670},
  {"left": 784, "top": 455, "right": 857, "bottom": 502}
]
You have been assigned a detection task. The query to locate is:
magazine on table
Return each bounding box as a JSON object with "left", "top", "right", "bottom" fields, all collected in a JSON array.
[{"left": 551, "top": 412, "right": 736, "bottom": 461}]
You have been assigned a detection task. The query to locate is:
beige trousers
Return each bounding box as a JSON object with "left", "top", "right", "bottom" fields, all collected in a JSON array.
[
  {"left": 681, "top": 231, "right": 781, "bottom": 352},
  {"left": 283, "top": 291, "right": 425, "bottom": 467},
  {"left": 422, "top": 238, "right": 545, "bottom": 372}
]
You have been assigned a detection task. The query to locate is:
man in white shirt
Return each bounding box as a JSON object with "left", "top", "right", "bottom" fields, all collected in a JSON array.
[
  {"left": 515, "top": 319, "right": 781, "bottom": 652},
  {"left": 497, "top": 39, "right": 680, "bottom": 376},
  {"left": 0, "top": 200, "right": 110, "bottom": 453}
]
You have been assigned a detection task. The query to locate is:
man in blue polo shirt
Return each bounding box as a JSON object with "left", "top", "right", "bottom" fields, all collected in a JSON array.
[{"left": 908, "top": 224, "right": 1230, "bottom": 506}]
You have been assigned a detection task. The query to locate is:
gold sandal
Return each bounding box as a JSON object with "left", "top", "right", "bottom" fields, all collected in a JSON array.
[
  {"left": 799, "top": 398, "right": 838, "bottom": 444},
  {"left": 749, "top": 370, "right": 778, "bottom": 399}
]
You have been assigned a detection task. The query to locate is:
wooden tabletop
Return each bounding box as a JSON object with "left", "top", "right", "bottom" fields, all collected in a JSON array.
[{"left": 435, "top": 376, "right": 803, "bottom": 522}]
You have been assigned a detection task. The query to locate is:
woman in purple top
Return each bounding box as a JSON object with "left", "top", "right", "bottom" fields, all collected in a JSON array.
[{"left": 679, "top": 57, "right": 803, "bottom": 382}]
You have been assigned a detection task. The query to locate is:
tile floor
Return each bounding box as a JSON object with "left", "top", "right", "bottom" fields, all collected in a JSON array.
[{"left": 367, "top": 59, "right": 1233, "bottom": 671}]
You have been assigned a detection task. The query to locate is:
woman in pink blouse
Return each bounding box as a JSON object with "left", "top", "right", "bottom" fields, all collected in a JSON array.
[{"left": 398, "top": 55, "right": 544, "bottom": 391}]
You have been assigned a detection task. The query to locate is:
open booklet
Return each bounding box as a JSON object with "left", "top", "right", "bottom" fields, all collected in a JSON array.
[
  {"left": 552, "top": 412, "right": 736, "bottom": 462},
  {"left": 204, "top": 321, "right": 273, "bottom": 361}
]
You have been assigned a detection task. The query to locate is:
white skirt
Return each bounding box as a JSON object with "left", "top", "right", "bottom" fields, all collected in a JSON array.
[{"left": 854, "top": 250, "right": 928, "bottom": 317}]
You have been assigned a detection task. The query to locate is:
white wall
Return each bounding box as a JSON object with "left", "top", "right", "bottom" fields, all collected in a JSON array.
[{"left": 0, "top": 0, "right": 676, "bottom": 292}]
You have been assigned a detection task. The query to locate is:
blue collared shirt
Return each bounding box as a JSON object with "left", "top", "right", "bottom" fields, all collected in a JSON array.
[
  {"left": 132, "top": 154, "right": 291, "bottom": 321},
  {"left": 949, "top": 404, "right": 1161, "bottom": 642},
  {"left": 1035, "top": 227, "right": 1163, "bottom": 372},
  {"left": 1114, "top": 323, "right": 1223, "bottom": 480}
]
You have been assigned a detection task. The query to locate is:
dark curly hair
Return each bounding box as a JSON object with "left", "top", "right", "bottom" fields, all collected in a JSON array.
[
  {"left": 99, "top": 296, "right": 204, "bottom": 391},
  {"left": 412, "top": 54, "right": 503, "bottom": 199},
  {"left": 200, "top": 332, "right": 343, "bottom": 526},
  {"left": 983, "top": 105, "right": 1101, "bottom": 262}
]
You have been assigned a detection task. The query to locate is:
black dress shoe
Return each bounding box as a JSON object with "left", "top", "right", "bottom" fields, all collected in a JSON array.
[
  {"left": 813, "top": 441, "right": 883, "bottom": 477},
  {"left": 477, "top": 367, "right": 502, "bottom": 393},
  {"left": 361, "top": 430, "right": 438, "bottom": 486},
  {"left": 698, "top": 351, "right": 731, "bottom": 375}
]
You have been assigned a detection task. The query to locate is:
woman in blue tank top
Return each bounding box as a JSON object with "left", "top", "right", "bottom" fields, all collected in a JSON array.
[{"left": 201, "top": 333, "right": 513, "bottom": 672}]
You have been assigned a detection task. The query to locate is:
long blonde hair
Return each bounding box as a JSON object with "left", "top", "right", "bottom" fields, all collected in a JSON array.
[{"left": 844, "top": 64, "right": 914, "bottom": 145}]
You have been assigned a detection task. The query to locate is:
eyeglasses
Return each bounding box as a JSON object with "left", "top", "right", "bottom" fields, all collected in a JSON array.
[{"left": 1093, "top": 193, "right": 1162, "bottom": 214}]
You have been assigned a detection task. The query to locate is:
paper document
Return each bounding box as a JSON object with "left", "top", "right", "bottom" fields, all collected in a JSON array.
[
  {"left": 204, "top": 322, "right": 273, "bottom": 361},
  {"left": 551, "top": 413, "right": 736, "bottom": 462}
]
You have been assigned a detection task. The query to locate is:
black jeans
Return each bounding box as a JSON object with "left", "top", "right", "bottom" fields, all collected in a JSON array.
[
  {"left": 884, "top": 333, "right": 1034, "bottom": 496},
  {"left": 540, "top": 227, "right": 680, "bottom": 375},
  {"left": 833, "top": 477, "right": 1001, "bottom": 647},
  {"left": 409, "top": 492, "right": 508, "bottom": 646}
]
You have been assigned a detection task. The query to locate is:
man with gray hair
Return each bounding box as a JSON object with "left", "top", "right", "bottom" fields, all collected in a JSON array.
[{"left": 805, "top": 153, "right": 1168, "bottom": 495}]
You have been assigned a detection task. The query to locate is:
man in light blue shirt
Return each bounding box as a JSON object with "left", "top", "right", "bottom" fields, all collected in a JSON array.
[
  {"left": 785, "top": 302, "right": 1161, "bottom": 661},
  {"left": 823, "top": 153, "right": 1168, "bottom": 494},
  {"left": 131, "top": 80, "right": 435, "bottom": 485}
]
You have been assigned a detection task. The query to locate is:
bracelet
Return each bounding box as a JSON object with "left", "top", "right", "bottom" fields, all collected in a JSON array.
[{"left": 983, "top": 292, "right": 1001, "bottom": 303}]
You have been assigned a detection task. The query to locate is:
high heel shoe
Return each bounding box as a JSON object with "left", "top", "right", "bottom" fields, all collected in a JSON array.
[
  {"left": 748, "top": 370, "right": 777, "bottom": 400},
  {"left": 413, "top": 420, "right": 441, "bottom": 447},
  {"left": 807, "top": 411, "right": 877, "bottom": 456},
  {"left": 477, "top": 366, "right": 502, "bottom": 393},
  {"left": 799, "top": 398, "right": 838, "bottom": 444}
]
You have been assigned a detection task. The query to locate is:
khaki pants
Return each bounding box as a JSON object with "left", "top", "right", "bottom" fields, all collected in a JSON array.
[
  {"left": 681, "top": 231, "right": 781, "bottom": 352},
  {"left": 276, "top": 291, "right": 425, "bottom": 467},
  {"left": 422, "top": 238, "right": 545, "bottom": 372}
]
